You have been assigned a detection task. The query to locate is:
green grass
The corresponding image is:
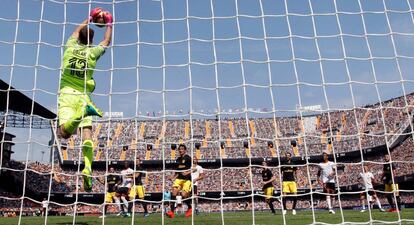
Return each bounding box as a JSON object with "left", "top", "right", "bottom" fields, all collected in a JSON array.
[{"left": 1, "top": 209, "right": 414, "bottom": 225}]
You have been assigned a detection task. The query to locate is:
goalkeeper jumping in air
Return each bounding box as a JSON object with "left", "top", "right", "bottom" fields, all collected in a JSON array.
[{"left": 58, "top": 7, "right": 112, "bottom": 192}]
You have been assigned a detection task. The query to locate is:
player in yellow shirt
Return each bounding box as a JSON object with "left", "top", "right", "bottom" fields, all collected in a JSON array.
[
  {"left": 99, "top": 167, "right": 122, "bottom": 218},
  {"left": 128, "top": 158, "right": 149, "bottom": 217},
  {"left": 281, "top": 152, "right": 298, "bottom": 215},
  {"left": 262, "top": 161, "right": 276, "bottom": 214},
  {"left": 166, "top": 144, "right": 192, "bottom": 218},
  {"left": 382, "top": 154, "right": 401, "bottom": 212},
  {"left": 58, "top": 8, "right": 112, "bottom": 192}
]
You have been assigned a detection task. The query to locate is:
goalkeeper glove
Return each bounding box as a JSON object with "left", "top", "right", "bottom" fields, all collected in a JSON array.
[
  {"left": 103, "top": 11, "right": 113, "bottom": 28},
  {"left": 89, "top": 7, "right": 103, "bottom": 22}
]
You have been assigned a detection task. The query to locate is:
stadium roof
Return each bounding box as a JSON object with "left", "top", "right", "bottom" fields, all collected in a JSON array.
[{"left": 0, "top": 79, "right": 55, "bottom": 119}]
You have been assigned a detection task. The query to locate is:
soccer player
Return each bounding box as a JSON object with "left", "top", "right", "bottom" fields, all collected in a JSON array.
[
  {"left": 41, "top": 198, "right": 48, "bottom": 217},
  {"left": 192, "top": 158, "right": 205, "bottom": 215},
  {"left": 166, "top": 144, "right": 192, "bottom": 218},
  {"left": 128, "top": 157, "right": 149, "bottom": 217},
  {"left": 261, "top": 161, "right": 276, "bottom": 215},
  {"left": 281, "top": 152, "right": 298, "bottom": 215},
  {"left": 163, "top": 189, "right": 172, "bottom": 214},
  {"left": 57, "top": 8, "right": 112, "bottom": 192},
  {"left": 317, "top": 152, "right": 336, "bottom": 214},
  {"left": 382, "top": 154, "right": 401, "bottom": 212},
  {"left": 99, "top": 167, "right": 122, "bottom": 218},
  {"left": 117, "top": 162, "right": 134, "bottom": 217},
  {"left": 359, "top": 164, "right": 384, "bottom": 212}
]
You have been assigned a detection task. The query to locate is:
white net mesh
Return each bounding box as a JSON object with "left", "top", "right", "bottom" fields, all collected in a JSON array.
[{"left": 1, "top": 0, "right": 414, "bottom": 224}]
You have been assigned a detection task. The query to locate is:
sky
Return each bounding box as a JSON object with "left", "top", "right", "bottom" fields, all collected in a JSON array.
[{"left": 1, "top": 0, "right": 414, "bottom": 162}]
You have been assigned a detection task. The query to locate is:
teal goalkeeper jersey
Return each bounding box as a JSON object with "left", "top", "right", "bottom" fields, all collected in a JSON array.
[{"left": 60, "top": 36, "right": 106, "bottom": 93}]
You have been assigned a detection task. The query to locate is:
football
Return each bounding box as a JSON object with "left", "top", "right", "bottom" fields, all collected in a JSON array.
[{"left": 93, "top": 12, "right": 105, "bottom": 28}]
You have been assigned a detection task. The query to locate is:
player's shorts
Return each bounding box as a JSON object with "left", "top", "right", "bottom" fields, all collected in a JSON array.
[
  {"left": 193, "top": 185, "right": 198, "bottom": 195},
  {"left": 323, "top": 182, "right": 335, "bottom": 192},
  {"left": 385, "top": 183, "right": 399, "bottom": 192},
  {"left": 117, "top": 187, "right": 130, "bottom": 195},
  {"left": 105, "top": 192, "right": 117, "bottom": 203},
  {"left": 282, "top": 181, "right": 297, "bottom": 194},
  {"left": 263, "top": 186, "right": 274, "bottom": 200},
  {"left": 173, "top": 179, "right": 192, "bottom": 194},
  {"left": 360, "top": 189, "right": 376, "bottom": 197},
  {"left": 58, "top": 86, "right": 92, "bottom": 128},
  {"left": 129, "top": 185, "right": 145, "bottom": 199}
]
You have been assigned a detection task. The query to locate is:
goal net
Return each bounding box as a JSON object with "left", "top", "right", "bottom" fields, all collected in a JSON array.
[{"left": 1, "top": 0, "right": 414, "bottom": 225}]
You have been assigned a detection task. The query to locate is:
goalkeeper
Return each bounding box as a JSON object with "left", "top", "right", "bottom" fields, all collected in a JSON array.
[{"left": 58, "top": 7, "right": 112, "bottom": 192}]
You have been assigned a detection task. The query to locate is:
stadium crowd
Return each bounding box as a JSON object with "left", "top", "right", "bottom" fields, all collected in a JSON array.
[
  {"left": 2, "top": 131, "right": 413, "bottom": 195},
  {"left": 61, "top": 94, "right": 414, "bottom": 161},
  {"left": 0, "top": 190, "right": 41, "bottom": 217}
]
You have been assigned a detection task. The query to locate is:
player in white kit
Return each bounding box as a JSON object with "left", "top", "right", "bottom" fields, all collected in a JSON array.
[
  {"left": 117, "top": 162, "right": 134, "bottom": 217},
  {"left": 317, "top": 152, "right": 336, "bottom": 214},
  {"left": 41, "top": 198, "right": 48, "bottom": 217},
  {"left": 359, "top": 164, "right": 385, "bottom": 212},
  {"left": 192, "top": 158, "right": 205, "bottom": 215}
]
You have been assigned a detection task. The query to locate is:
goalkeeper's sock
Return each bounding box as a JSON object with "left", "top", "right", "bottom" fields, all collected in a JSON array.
[
  {"left": 282, "top": 197, "right": 287, "bottom": 211},
  {"left": 104, "top": 205, "right": 108, "bottom": 214},
  {"left": 327, "top": 196, "right": 332, "bottom": 210},
  {"left": 82, "top": 140, "right": 94, "bottom": 170}
]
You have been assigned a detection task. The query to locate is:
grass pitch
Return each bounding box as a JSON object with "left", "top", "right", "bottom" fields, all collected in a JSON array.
[{"left": 1, "top": 209, "right": 414, "bottom": 225}]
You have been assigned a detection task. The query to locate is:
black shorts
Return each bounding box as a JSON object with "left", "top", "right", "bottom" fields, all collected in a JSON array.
[
  {"left": 323, "top": 183, "right": 335, "bottom": 192},
  {"left": 117, "top": 187, "right": 129, "bottom": 195},
  {"left": 193, "top": 185, "right": 198, "bottom": 195},
  {"left": 361, "top": 189, "right": 376, "bottom": 196}
]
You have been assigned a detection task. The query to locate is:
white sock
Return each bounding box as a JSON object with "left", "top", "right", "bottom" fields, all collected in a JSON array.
[
  {"left": 115, "top": 198, "right": 122, "bottom": 212},
  {"left": 327, "top": 196, "right": 332, "bottom": 210},
  {"left": 122, "top": 197, "right": 129, "bottom": 212},
  {"left": 361, "top": 203, "right": 366, "bottom": 210},
  {"left": 376, "top": 198, "right": 382, "bottom": 209}
]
